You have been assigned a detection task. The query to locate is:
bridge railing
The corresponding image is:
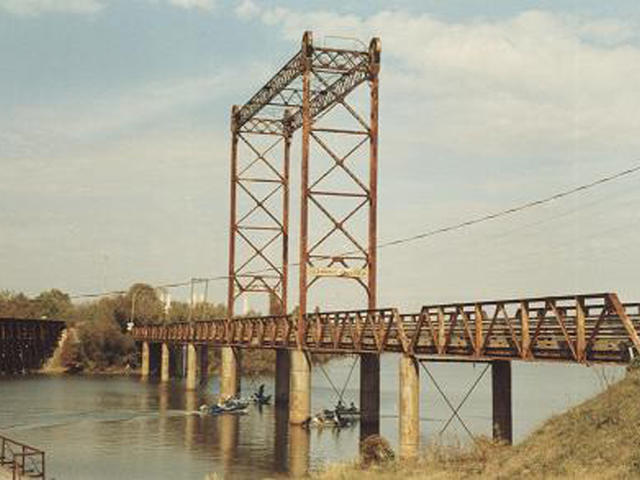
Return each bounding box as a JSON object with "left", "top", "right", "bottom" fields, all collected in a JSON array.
[
  {"left": 132, "top": 309, "right": 401, "bottom": 353},
  {"left": 131, "top": 293, "right": 640, "bottom": 364},
  {"left": 0, "top": 434, "right": 45, "bottom": 480},
  {"left": 406, "top": 293, "right": 640, "bottom": 363}
]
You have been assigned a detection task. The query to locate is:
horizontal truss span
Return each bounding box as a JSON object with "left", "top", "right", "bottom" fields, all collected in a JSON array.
[
  {"left": 234, "top": 44, "right": 375, "bottom": 134},
  {"left": 131, "top": 293, "right": 640, "bottom": 365}
]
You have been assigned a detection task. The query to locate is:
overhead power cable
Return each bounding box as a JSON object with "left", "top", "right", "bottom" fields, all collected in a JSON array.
[
  {"left": 68, "top": 162, "right": 640, "bottom": 300},
  {"left": 374, "top": 163, "right": 640, "bottom": 251}
]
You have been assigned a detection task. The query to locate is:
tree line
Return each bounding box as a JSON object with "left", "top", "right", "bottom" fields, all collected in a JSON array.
[{"left": 0, "top": 284, "right": 227, "bottom": 372}]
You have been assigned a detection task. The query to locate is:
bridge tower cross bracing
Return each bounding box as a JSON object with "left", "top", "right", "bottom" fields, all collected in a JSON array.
[{"left": 227, "top": 31, "right": 382, "bottom": 428}]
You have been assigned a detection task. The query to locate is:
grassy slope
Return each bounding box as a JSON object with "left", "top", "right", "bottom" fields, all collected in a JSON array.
[{"left": 315, "top": 368, "right": 640, "bottom": 480}]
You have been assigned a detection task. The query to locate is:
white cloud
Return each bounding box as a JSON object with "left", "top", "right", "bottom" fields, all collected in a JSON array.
[
  {"left": 0, "top": 0, "right": 103, "bottom": 15},
  {"left": 235, "top": 0, "right": 260, "bottom": 20},
  {"left": 168, "top": 0, "right": 214, "bottom": 11},
  {"left": 0, "top": 62, "right": 270, "bottom": 160},
  {"left": 242, "top": 7, "right": 640, "bottom": 162}
]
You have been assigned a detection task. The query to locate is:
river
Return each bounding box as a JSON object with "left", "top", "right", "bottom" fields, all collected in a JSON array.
[{"left": 0, "top": 355, "right": 624, "bottom": 479}]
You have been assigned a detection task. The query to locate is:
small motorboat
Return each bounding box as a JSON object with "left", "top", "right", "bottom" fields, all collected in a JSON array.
[
  {"left": 199, "top": 397, "right": 249, "bottom": 416},
  {"left": 323, "top": 401, "right": 360, "bottom": 419},
  {"left": 303, "top": 410, "right": 353, "bottom": 429},
  {"left": 335, "top": 401, "right": 360, "bottom": 417}
]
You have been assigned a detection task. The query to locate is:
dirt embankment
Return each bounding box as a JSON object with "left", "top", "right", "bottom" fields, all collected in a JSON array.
[
  {"left": 40, "top": 327, "right": 76, "bottom": 373},
  {"left": 315, "top": 364, "right": 640, "bottom": 480}
]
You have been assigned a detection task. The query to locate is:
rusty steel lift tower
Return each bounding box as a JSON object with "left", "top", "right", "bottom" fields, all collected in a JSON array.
[{"left": 226, "top": 31, "right": 381, "bottom": 432}]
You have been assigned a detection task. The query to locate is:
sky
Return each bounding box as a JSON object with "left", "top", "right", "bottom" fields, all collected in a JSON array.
[{"left": 2, "top": 0, "right": 640, "bottom": 312}]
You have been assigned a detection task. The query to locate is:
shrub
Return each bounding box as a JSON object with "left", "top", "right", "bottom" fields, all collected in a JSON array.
[{"left": 360, "top": 435, "right": 395, "bottom": 467}]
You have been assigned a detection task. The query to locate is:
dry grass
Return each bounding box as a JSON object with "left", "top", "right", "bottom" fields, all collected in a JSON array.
[{"left": 314, "top": 366, "right": 640, "bottom": 480}]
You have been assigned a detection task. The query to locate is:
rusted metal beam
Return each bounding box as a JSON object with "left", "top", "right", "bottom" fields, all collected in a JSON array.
[{"left": 133, "top": 292, "right": 640, "bottom": 364}]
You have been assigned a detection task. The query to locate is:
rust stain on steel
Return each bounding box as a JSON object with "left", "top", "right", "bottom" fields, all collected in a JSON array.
[
  {"left": 226, "top": 30, "right": 382, "bottom": 348},
  {"left": 132, "top": 292, "right": 640, "bottom": 365}
]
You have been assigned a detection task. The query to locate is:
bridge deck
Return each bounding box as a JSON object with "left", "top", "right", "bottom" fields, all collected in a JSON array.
[{"left": 131, "top": 293, "right": 640, "bottom": 365}]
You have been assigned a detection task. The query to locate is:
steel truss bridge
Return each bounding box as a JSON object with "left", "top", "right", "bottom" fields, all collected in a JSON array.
[
  {"left": 0, "top": 318, "right": 65, "bottom": 374},
  {"left": 133, "top": 292, "right": 640, "bottom": 365},
  {"left": 132, "top": 31, "right": 640, "bottom": 457},
  {"left": 1, "top": 29, "right": 637, "bottom": 474}
]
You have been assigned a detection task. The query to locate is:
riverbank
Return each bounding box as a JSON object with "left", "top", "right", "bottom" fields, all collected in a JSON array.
[
  {"left": 315, "top": 364, "right": 640, "bottom": 479},
  {"left": 42, "top": 347, "right": 333, "bottom": 377}
]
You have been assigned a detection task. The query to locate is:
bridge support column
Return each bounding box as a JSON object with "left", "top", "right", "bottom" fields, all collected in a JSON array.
[
  {"left": 492, "top": 360, "right": 512, "bottom": 444},
  {"left": 220, "top": 346, "right": 241, "bottom": 399},
  {"left": 199, "top": 345, "right": 209, "bottom": 386},
  {"left": 289, "top": 350, "right": 310, "bottom": 425},
  {"left": 141, "top": 341, "right": 150, "bottom": 378},
  {"left": 160, "top": 343, "right": 170, "bottom": 383},
  {"left": 186, "top": 343, "right": 197, "bottom": 391},
  {"left": 399, "top": 355, "right": 420, "bottom": 459},
  {"left": 275, "top": 349, "right": 290, "bottom": 407},
  {"left": 360, "top": 353, "right": 380, "bottom": 438}
]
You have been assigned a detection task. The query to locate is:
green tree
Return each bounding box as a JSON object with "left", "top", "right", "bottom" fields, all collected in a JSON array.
[
  {"left": 126, "top": 283, "right": 163, "bottom": 327},
  {"left": 34, "top": 289, "right": 72, "bottom": 319}
]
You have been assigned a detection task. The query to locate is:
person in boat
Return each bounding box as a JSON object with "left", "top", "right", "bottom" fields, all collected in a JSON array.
[{"left": 252, "top": 383, "right": 271, "bottom": 405}]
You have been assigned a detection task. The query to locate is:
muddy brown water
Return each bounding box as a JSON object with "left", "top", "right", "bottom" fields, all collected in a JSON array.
[{"left": 0, "top": 355, "right": 623, "bottom": 479}]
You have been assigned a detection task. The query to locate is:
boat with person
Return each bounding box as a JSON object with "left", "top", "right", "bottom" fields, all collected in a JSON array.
[
  {"left": 199, "top": 397, "right": 249, "bottom": 416},
  {"left": 323, "top": 400, "right": 360, "bottom": 419},
  {"left": 303, "top": 408, "right": 354, "bottom": 429},
  {"left": 250, "top": 384, "right": 272, "bottom": 405}
]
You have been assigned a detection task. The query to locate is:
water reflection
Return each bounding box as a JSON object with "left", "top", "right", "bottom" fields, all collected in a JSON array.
[
  {"left": 185, "top": 390, "right": 198, "bottom": 450},
  {"left": 219, "top": 414, "right": 239, "bottom": 475},
  {"left": 273, "top": 407, "right": 289, "bottom": 474},
  {"left": 0, "top": 358, "right": 626, "bottom": 479},
  {"left": 288, "top": 426, "right": 310, "bottom": 478}
]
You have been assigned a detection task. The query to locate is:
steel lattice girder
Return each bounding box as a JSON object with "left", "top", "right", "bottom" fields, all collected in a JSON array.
[
  {"left": 227, "top": 121, "right": 290, "bottom": 316},
  {"left": 296, "top": 30, "right": 381, "bottom": 336},
  {"left": 132, "top": 292, "right": 640, "bottom": 364},
  {"left": 234, "top": 40, "right": 376, "bottom": 134},
  {"left": 227, "top": 30, "right": 381, "bottom": 323}
]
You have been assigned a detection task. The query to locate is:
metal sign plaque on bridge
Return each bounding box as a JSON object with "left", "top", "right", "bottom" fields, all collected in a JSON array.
[{"left": 308, "top": 266, "right": 368, "bottom": 279}]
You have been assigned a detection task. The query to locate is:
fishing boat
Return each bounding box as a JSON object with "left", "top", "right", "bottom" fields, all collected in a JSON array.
[
  {"left": 303, "top": 410, "right": 353, "bottom": 429},
  {"left": 199, "top": 397, "right": 249, "bottom": 415}
]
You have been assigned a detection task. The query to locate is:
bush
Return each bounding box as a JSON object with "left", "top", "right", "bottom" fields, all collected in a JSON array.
[{"left": 360, "top": 435, "right": 395, "bottom": 467}]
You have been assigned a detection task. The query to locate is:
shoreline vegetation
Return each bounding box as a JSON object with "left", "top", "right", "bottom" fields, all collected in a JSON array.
[
  {"left": 314, "top": 360, "right": 640, "bottom": 480},
  {"left": 1, "top": 285, "right": 297, "bottom": 376}
]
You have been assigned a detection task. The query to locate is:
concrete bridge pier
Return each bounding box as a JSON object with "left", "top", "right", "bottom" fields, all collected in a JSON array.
[
  {"left": 220, "top": 347, "right": 241, "bottom": 399},
  {"left": 170, "top": 345, "right": 185, "bottom": 378},
  {"left": 275, "top": 349, "right": 291, "bottom": 407},
  {"left": 141, "top": 341, "right": 161, "bottom": 378},
  {"left": 186, "top": 343, "right": 198, "bottom": 391},
  {"left": 360, "top": 353, "right": 380, "bottom": 438},
  {"left": 492, "top": 360, "right": 512, "bottom": 444},
  {"left": 199, "top": 345, "right": 209, "bottom": 386},
  {"left": 160, "top": 342, "right": 170, "bottom": 383},
  {"left": 289, "top": 350, "right": 310, "bottom": 424},
  {"left": 141, "top": 341, "right": 150, "bottom": 378},
  {"left": 399, "top": 354, "right": 420, "bottom": 459}
]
